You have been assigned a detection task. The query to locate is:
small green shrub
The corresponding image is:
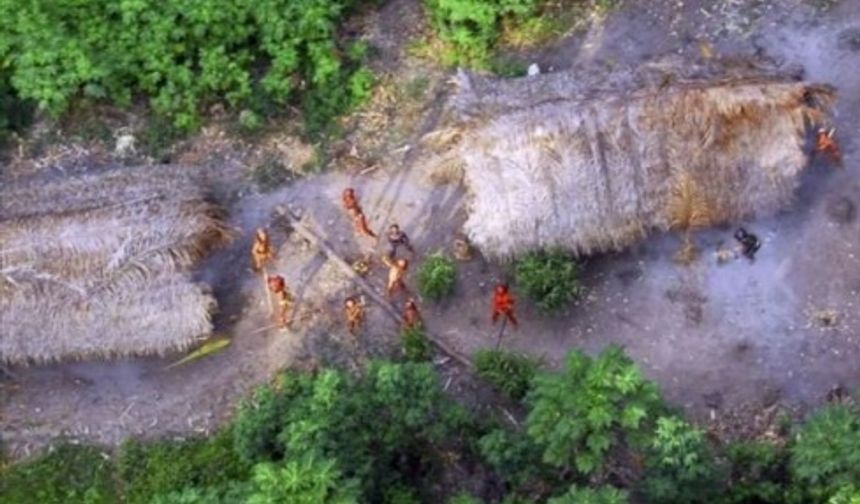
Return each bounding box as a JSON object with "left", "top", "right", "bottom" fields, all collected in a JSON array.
[
  {"left": 402, "top": 326, "right": 434, "bottom": 362},
  {"left": 248, "top": 455, "right": 360, "bottom": 504},
  {"left": 722, "top": 441, "right": 789, "bottom": 504},
  {"left": 383, "top": 484, "right": 422, "bottom": 504},
  {"left": 475, "top": 349, "right": 539, "bottom": 400},
  {"left": 140, "top": 116, "right": 186, "bottom": 163},
  {"left": 643, "top": 416, "right": 722, "bottom": 503},
  {"left": 478, "top": 428, "right": 549, "bottom": 491},
  {"left": 450, "top": 493, "right": 484, "bottom": 504},
  {"left": 547, "top": 485, "right": 629, "bottom": 504},
  {"left": 791, "top": 405, "right": 860, "bottom": 501},
  {"left": 0, "top": 443, "right": 117, "bottom": 504},
  {"left": 149, "top": 482, "right": 252, "bottom": 504},
  {"left": 418, "top": 252, "right": 457, "bottom": 301},
  {"left": 514, "top": 249, "right": 582, "bottom": 314},
  {"left": 526, "top": 346, "right": 664, "bottom": 475},
  {"left": 489, "top": 57, "right": 528, "bottom": 78},
  {"left": 119, "top": 431, "right": 249, "bottom": 504},
  {"left": 0, "top": 72, "right": 34, "bottom": 146},
  {"left": 828, "top": 485, "right": 860, "bottom": 504},
  {"left": 424, "top": 0, "right": 539, "bottom": 67},
  {"left": 233, "top": 374, "right": 309, "bottom": 464}
]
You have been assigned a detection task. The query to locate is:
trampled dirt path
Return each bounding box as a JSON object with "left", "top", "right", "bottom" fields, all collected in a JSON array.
[{"left": 2, "top": 0, "right": 859, "bottom": 457}]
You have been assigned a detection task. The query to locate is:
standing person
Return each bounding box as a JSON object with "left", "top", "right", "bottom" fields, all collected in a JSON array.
[
  {"left": 344, "top": 296, "right": 365, "bottom": 335},
  {"left": 381, "top": 255, "right": 409, "bottom": 299},
  {"left": 491, "top": 284, "right": 518, "bottom": 329},
  {"left": 816, "top": 127, "right": 842, "bottom": 164},
  {"left": 267, "top": 275, "right": 293, "bottom": 328},
  {"left": 386, "top": 224, "right": 414, "bottom": 259},
  {"left": 734, "top": 227, "right": 761, "bottom": 260},
  {"left": 342, "top": 188, "right": 377, "bottom": 238},
  {"left": 251, "top": 228, "right": 274, "bottom": 272},
  {"left": 403, "top": 298, "right": 423, "bottom": 330}
]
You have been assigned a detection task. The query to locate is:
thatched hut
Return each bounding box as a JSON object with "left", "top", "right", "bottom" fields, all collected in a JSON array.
[
  {"left": 423, "top": 59, "right": 835, "bottom": 258},
  {"left": 0, "top": 167, "right": 231, "bottom": 365}
]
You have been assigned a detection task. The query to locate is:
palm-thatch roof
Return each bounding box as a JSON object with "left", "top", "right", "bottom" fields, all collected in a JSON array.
[
  {"left": 422, "top": 59, "right": 835, "bottom": 258},
  {"left": 0, "top": 166, "right": 231, "bottom": 365}
]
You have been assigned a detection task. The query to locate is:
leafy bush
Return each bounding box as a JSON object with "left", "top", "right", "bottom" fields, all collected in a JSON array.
[
  {"left": 266, "top": 363, "right": 471, "bottom": 501},
  {"left": 118, "top": 431, "right": 249, "bottom": 504},
  {"left": 828, "top": 485, "right": 860, "bottom": 504},
  {"left": 402, "top": 326, "right": 434, "bottom": 362},
  {"left": 643, "top": 416, "right": 721, "bottom": 503},
  {"left": 0, "top": 443, "right": 116, "bottom": 504},
  {"left": 790, "top": 405, "right": 860, "bottom": 501},
  {"left": 424, "top": 0, "right": 539, "bottom": 67},
  {"left": 526, "top": 345, "right": 663, "bottom": 475},
  {"left": 0, "top": 0, "right": 373, "bottom": 135},
  {"left": 418, "top": 252, "right": 457, "bottom": 301},
  {"left": 514, "top": 249, "right": 582, "bottom": 314},
  {"left": 547, "top": 485, "right": 629, "bottom": 504},
  {"left": 149, "top": 483, "right": 252, "bottom": 504},
  {"left": 0, "top": 71, "right": 34, "bottom": 146},
  {"left": 475, "top": 349, "right": 539, "bottom": 400},
  {"left": 722, "top": 441, "right": 789, "bottom": 504},
  {"left": 478, "top": 428, "right": 550, "bottom": 492},
  {"left": 450, "top": 493, "right": 484, "bottom": 504},
  {"left": 233, "top": 379, "right": 300, "bottom": 464},
  {"left": 248, "top": 455, "right": 359, "bottom": 504}
]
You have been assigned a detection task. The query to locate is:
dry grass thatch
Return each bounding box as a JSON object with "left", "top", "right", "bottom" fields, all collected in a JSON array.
[
  {"left": 422, "top": 59, "right": 835, "bottom": 258},
  {"left": 0, "top": 166, "right": 231, "bottom": 365}
]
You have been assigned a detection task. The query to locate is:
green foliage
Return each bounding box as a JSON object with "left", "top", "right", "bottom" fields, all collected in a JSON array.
[
  {"left": 450, "top": 493, "right": 485, "bottom": 504},
  {"left": 791, "top": 405, "right": 860, "bottom": 501},
  {"left": 547, "top": 485, "right": 629, "bottom": 504},
  {"left": 829, "top": 485, "right": 860, "bottom": 504},
  {"left": 526, "top": 346, "right": 663, "bottom": 475},
  {"left": 475, "top": 349, "right": 539, "bottom": 400},
  {"left": 402, "top": 326, "right": 434, "bottom": 362},
  {"left": 489, "top": 57, "right": 529, "bottom": 78},
  {"left": 118, "top": 431, "right": 249, "bottom": 504},
  {"left": 266, "top": 363, "right": 472, "bottom": 501},
  {"left": 514, "top": 249, "right": 582, "bottom": 314},
  {"left": 383, "top": 484, "right": 422, "bottom": 504},
  {"left": 478, "top": 428, "right": 549, "bottom": 491},
  {"left": 0, "top": 71, "right": 34, "bottom": 146},
  {"left": 0, "top": 443, "right": 116, "bottom": 504},
  {"left": 0, "top": 0, "right": 373, "bottom": 136},
  {"left": 722, "top": 441, "right": 789, "bottom": 504},
  {"left": 418, "top": 252, "right": 457, "bottom": 301},
  {"left": 248, "top": 455, "right": 359, "bottom": 504},
  {"left": 148, "top": 483, "right": 251, "bottom": 504},
  {"left": 233, "top": 379, "right": 300, "bottom": 464},
  {"left": 424, "top": 0, "right": 538, "bottom": 67},
  {"left": 643, "top": 416, "right": 721, "bottom": 503},
  {"left": 139, "top": 116, "right": 186, "bottom": 163}
]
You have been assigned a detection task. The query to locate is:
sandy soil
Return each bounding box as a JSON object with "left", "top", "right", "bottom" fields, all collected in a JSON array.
[{"left": 2, "top": 0, "right": 859, "bottom": 457}]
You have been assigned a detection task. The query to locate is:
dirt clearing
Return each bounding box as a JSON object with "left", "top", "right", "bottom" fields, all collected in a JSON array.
[{"left": 2, "top": 0, "right": 859, "bottom": 457}]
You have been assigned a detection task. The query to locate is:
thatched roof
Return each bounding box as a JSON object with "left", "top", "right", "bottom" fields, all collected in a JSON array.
[
  {"left": 0, "top": 166, "right": 231, "bottom": 365},
  {"left": 423, "top": 59, "right": 835, "bottom": 258}
]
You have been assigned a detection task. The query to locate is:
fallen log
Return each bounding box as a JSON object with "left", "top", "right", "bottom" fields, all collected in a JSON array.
[{"left": 276, "top": 209, "right": 473, "bottom": 369}]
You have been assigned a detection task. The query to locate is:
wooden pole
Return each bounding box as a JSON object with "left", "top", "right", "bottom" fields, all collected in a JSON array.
[
  {"left": 278, "top": 211, "right": 473, "bottom": 369},
  {"left": 494, "top": 317, "right": 508, "bottom": 349},
  {"left": 261, "top": 268, "right": 274, "bottom": 316}
]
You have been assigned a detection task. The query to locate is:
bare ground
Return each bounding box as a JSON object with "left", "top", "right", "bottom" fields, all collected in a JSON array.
[{"left": 2, "top": 0, "right": 860, "bottom": 457}]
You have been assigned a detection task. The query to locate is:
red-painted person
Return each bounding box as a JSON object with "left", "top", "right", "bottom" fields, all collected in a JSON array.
[{"left": 491, "top": 284, "right": 518, "bottom": 329}]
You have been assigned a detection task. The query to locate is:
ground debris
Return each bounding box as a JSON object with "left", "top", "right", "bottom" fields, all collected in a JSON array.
[{"left": 806, "top": 307, "right": 840, "bottom": 329}]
